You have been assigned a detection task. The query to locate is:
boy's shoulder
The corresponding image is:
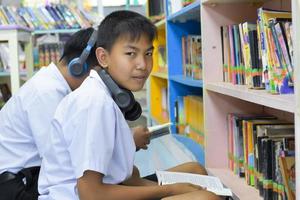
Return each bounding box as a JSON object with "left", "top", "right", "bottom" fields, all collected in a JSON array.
[{"left": 70, "top": 77, "right": 114, "bottom": 107}]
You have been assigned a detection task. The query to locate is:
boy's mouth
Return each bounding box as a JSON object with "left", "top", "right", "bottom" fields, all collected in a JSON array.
[{"left": 132, "top": 75, "right": 147, "bottom": 80}]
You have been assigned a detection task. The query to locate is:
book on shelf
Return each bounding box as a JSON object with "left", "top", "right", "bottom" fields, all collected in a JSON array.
[
  {"left": 227, "top": 114, "right": 277, "bottom": 177},
  {"left": 220, "top": 8, "right": 294, "bottom": 94},
  {"left": 35, "top": 43, "right": 63, "bottom": 68},
  {"left": 257, "top": 124, "right": 294, "bottom": 200},
  {"left": 174, "top": 96, "right": 185, "bottom": 134},
  {"left": 156, "top": 170, "right": 233, "bottom": 197},
  {"left": 279, "top": 156, "right": 295, "bottom": 200},
  {"left": 257, "top": 8, "right": 292, "bottom": 94},
  {"left": 227, "top": 113, "right": 295, "bottom": 200},
  {"left": 174, "top": 95, "right": 204, "bottom": 146},
  {"left": 161, "top": 87, "right": 169, "bottom": 121},
  {"left": 157, "top": 45, "right": 167, "bottom": 72},
  {"left": 0, "top": 4, "right": 92, "bottom": 31},
  {"left": 181, "top": 35, "right": 202, "bottom": 80}
]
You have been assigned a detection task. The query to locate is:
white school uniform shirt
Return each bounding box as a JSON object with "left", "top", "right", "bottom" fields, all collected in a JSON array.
[
  {"left": 0, "top": 63, "right": 71, "bottom": 174},
  {"left": 38, "top": 69, "right": 136, "bottom": 200}
]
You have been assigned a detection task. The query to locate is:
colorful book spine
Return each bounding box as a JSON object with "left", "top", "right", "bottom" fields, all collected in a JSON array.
[{"left": 275, "top": 22, "right": 293, "bottom": 84}]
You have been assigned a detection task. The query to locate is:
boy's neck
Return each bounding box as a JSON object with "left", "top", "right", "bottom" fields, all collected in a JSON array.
[{"left": 57, "top": 62, "right": 87, "bottom": 91}]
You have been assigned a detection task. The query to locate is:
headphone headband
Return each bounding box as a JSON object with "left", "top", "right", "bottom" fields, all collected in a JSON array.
[{"left": 68, "top": 29, "right": 98, "bottom": 77}]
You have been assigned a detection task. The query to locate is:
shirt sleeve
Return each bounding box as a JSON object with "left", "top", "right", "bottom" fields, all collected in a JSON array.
[{"left": 64, "top": 95, "right": 117, "bottom": 179}]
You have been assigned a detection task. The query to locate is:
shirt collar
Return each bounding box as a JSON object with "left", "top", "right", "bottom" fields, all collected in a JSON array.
[
  {"left": 48, "top": 62, "right": 72, "bottom": 94},
  {"left": 89, "top": 69, "right": 112, "bottom": 96}
]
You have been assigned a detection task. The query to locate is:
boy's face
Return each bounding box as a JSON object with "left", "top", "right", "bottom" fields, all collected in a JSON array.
[{"left": 104, "top": 34, "right": 154, "bottom": 92}]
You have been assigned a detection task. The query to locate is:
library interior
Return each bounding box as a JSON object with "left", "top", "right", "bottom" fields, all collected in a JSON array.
[{"left": 0, "top": 0, "right": 298, "bottom": 200}]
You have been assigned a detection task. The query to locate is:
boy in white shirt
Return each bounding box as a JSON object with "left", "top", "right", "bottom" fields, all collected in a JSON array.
[
  {"left": 38, "top": 10, "right": 220, "bottom": 200},
  {"left": 0, "top": 27, "right": 152, "bottom": 200}
]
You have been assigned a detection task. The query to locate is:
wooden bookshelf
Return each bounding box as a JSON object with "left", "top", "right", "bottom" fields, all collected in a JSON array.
[
  {"left": 145, "top": 0, "right": 299, "bottom": 198},
  {"left": 146, "top": 0, "right": 299, "bottom": 198},
  {"left": 202, "top": 0, "right": 297, "bottom": 199}
]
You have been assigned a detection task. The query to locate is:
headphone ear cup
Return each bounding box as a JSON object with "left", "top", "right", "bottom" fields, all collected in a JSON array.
[
  {"left": 124, "top": 101, "right": 142, "bottom": 121},
  {"left": 114, "top": 91, "right": 132, "bottom": 111},
  {"left": 96, "top": 68, "right": 141, "bottom": 121},
  {"left": 68, "top": 58, "right": 88, "bottom": 77}
]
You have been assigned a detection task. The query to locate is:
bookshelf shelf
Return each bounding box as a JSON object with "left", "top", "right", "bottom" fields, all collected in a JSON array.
[
  {"left": 0, "top": 71, "right": 27, "bottom": 77},
  {"left": 207, "top": 168, "right": 263, "bottom": 200},
  {"left": 167, "top": 0, "right": 200, "bottom": 22},
  {"left": 151, "top": 72, "right": 168, "bottom": 80},
  {"left": 206, "top": 82, "right": 295, "bottom": 113},
  {"left": 0, "top": 25, "right": 33, "bottom": 32},
  {"left": 170, "top": 75, "right": 203, "bottom": 88},
  {"left": 32, "top": 29, "right": 80, "bottom": 35},
  {"left": 155, "top": 19, "right": 166, "bottom": 29}
]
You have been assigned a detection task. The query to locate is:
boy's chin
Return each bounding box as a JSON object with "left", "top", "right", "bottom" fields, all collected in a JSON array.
[{"left": 128, "top": 84, "right": 145, "bottom": 92}]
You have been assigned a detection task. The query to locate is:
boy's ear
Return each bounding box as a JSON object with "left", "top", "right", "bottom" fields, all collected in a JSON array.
[{"left": 95, "top": 47, "right": 109, "bottom": 69}]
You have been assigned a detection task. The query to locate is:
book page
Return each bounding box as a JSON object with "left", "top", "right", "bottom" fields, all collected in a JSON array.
[
  {"left": 156, "top": 171, "right": 232, "bottom": 196},
  {"left": 148, "top": 123, "right": 172, "bottom": 139},
  {"left": 148, "top": 122, "right": 172, "bottom": 133}
]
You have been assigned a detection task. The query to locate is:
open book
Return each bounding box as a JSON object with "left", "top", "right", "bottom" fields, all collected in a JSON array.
[
  {"left": 148, "top": 122, "right": 172, "bottom": 139},
  {"left": 156, "top": 171, "right": 232, "bottom": 197}
]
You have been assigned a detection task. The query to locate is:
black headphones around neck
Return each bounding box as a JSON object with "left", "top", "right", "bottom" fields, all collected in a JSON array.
[{"left": 68, "top": 29, "right": 142, "bottom": 121}]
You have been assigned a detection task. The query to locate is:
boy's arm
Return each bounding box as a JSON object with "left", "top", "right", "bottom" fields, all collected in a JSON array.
[
  {"left": 77, "top": 170, "right": 203, "bottom": 200},
  {"left": 122, "top": 165, "right": 157, "bottom": 186}
]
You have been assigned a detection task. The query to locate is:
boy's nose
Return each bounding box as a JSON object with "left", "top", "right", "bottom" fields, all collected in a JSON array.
[{"left": 136, "top": 56, "right": 147, "bottom": 70}]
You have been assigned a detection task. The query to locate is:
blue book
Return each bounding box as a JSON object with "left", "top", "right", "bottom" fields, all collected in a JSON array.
[{"left": 45, "top": 5, "right": 64, "bottom": 29}]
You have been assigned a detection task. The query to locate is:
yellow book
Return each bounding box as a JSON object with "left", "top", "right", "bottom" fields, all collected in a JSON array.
[{"left": 242, "top": 22, "right": 257, "bottom": 88}]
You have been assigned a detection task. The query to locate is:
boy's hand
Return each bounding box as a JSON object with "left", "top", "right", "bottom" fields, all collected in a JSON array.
[{"left": 132, "top": 126, "right": 150, "bottom": 150}]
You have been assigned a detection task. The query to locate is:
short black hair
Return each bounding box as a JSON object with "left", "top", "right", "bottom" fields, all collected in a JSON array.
[
  {"left": 96, "top": 10, "right": 157, "bottom": 52},
  {"left": 60, "top": 27, "right": 98, "bottom": 67}
]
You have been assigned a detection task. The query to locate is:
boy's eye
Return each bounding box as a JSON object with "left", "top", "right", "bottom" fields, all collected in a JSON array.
[
  {"left": 146, "top": 51, "right": 153, "bottom": 56},
  {"left": 125, "top": 52, "right": 136, "bottom": 56}
]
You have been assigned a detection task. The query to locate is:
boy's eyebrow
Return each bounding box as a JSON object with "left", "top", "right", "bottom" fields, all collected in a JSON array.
[
  {"left": 147, "top": 46, "right": 154, "bottom": 51},
  {"left": 124, "top": 45, "right": 154, "bottom": 51}
]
